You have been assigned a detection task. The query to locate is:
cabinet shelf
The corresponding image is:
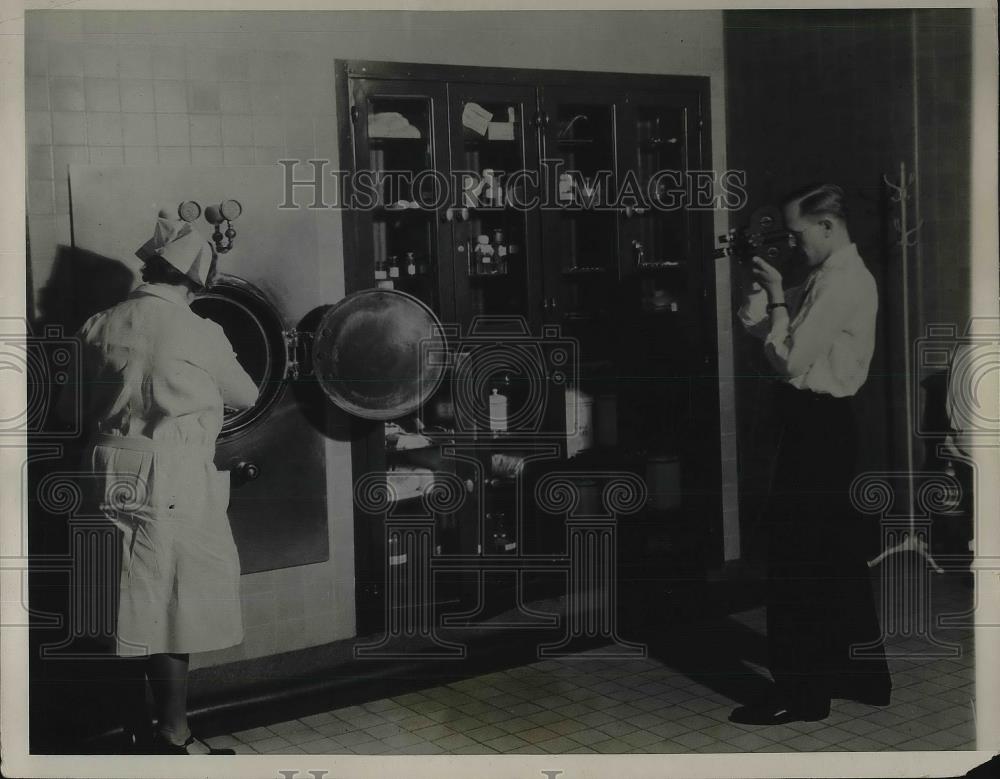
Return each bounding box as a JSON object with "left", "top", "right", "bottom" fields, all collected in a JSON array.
[
  {"left": 637, "top": 261, "right": 685, "bottom": 272},
  {"left": 462, "top": 137, "right": 519, "bottom": 148},
  {"left": 374, "top": 204, "right": 429, "bottom": 215},
  {"left": 562, "top": 266, "right": 609, "bottom": 276},
  {"left": 369, "top": 136, "right": 426, "bottom": 146},
  {"left": 640, "top": 137, "right": 680, "bottom": 150}
]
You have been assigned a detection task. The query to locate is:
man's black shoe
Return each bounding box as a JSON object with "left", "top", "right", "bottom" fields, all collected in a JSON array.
[{"left": 728, "top": 701, "right": 830, "bottom": 725}]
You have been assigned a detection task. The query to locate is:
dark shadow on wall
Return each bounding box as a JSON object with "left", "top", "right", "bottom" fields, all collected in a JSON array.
[
  {"left": 34, "top": 244, "right": 135, "bottom": 335},
  {"left": 28, "top": 244, "right": 141, "bottom": 752}
]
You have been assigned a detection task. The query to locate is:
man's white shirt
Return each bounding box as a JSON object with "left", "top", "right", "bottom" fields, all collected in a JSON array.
[{"left": 738, "top": 242, "right": 879, "bottom": 398}]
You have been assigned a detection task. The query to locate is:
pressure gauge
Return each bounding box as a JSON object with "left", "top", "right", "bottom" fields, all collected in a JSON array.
[
  {"left": 178, "top": 200, "right": 201, "bottom": 222},
  {"left": 220, "top": 199, "right": 243, "bottom": 221}
]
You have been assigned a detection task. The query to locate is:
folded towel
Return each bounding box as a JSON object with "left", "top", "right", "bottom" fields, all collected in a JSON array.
[
  {"left": 388, "top": 467, "right": 435, "bottom": 500},
  {"left": 369, "top": 112, "right": 421, "bottom": 138}
]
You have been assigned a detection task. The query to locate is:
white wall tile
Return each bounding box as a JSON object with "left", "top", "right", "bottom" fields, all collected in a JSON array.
[
  {"left": 52, "top": 145, "right": 88, "bottom": 179},
  {"left": 118, "top": 45, "right": 153, "bottom": 79},
  {"left": 219, "top": 82, "right": 251, "bottom": 114},
  {"left": 28, "top": 179, "right": 54, "bottom": 215},
  {"left": 190, "top": 115, "right": 221, "bottom": 146},
  {"left": 84, "top": 44, "right": 118, "bottom": 78},
  {"left": 153, "top": 46, "right": 187, "bottom": 80},
  {"left": 86, "top": 112, "right": 123, "bottom": 146},
  {"left": 251, "top": 82, "right": 283, "bottom": 115},
  {"left": 222, "top": 146, "right": 253, "bottom": 165},
  {"left": 51, "top": 112, "right": 86, "bottom": 145},
  {"left": 54, "top": 178, "right": 70, "bottom": 215},
  {"left": 153, "top": 80, "right": 187, "bottom": 113},
  {"left": 41, "top": 10, "right": 84, "bottom": 37},
  {"left": 120, "top": 80, "right": 155, "bottom": 113},
  {"left": 285, "top": 117, "right": 314, "bottom": 151},
  {"left": 82, "top": 11, "right": 119, "bottom": 35},
  {"left": 254, "top": 146, "right": 283, "bottom": 165},
  {"left": 217, "top": 50, "right": 249, "bottom": 81},
  {"left": 192, "top": 146, "right": 223, "bottom": 165},
  {"left": 252, "top": 114, "right": 283, "bottom": 147},
  {"left": 221, "top": 115, "right": 253, "bottom": 147},
  {"left": 47, "top": 43, "right": 84, "bottom": 77},
  {"left": 188, "top": 81, "right": 221, "bottom": 113},
  {"left": 249, "top": 50, "right": 284, "bottom": 83},
  {"left": 26, "top": 77, "right": 50, "bottom": 111},
  {"left": 89, "top": 146, "right": 124, "bottom": 165},
  {"left": 155, "top": 114, "right": 190, "bottom": 146},
  {"left": 49, "top": 78, "right": 85, "bottom": 112},
  {"left": 84, "top": 78, "right": 120, "bottom": 112},
  {"left": 157, "top": 146, "right": 191, "bottom": 165},
  {"left": 186, "top": 46, "right": 219, "bottom": 81},
  {"left": 124, "top": 146, "right": 158, "bottom": 165},
  {"left": 122, "top": 113, "right": 156, "bottom": 146},
  {"left": 26, "top": 42, "right": 48, "bottom": 76},
  {"left": 28, "top": 146, "right": 53, "bottom": 181}
]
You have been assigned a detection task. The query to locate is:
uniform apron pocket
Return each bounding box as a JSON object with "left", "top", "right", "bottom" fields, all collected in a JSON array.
[
  {"left": 210, "top": 467, "right": 231, "bottom": 513},
  {"left": 122, "top": 519, "right": 162, "bottom": 581}
]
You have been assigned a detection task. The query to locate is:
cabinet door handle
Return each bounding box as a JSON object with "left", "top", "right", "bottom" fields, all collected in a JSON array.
[{"left": 542, "top": 298, "right": 550, "bottom": 311}]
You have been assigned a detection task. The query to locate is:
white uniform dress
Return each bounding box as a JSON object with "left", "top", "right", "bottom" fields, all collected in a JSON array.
[{"left": 74, "top": 283, "right": 259, "bottom": 656}]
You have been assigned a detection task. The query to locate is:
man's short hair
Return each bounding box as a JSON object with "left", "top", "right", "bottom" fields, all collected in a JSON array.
[{"left": 783, "top": 183, "right": 848, "bottom": 223}]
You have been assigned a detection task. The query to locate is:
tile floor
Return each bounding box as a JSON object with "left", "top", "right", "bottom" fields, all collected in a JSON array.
[{"left": 206, "top": 573, "right": 977, "bottom": 754}]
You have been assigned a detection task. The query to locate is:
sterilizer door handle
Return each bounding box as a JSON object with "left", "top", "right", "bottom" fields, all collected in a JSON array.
[{"left": 234, "top": 461, "right": 260, "bottom": 482}]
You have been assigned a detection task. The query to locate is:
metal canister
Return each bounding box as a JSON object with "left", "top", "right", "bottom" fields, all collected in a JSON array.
[{"left": 646, "top": 454, "right": 682, "bottom": 511}]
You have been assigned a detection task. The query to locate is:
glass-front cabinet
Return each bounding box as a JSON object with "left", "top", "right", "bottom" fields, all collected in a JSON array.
[
  {"left": 447, "top": 83, "right": 542, "bottom": 329},
  {"left": 338, "top": 62, "right": 720, "bottom": 637}
]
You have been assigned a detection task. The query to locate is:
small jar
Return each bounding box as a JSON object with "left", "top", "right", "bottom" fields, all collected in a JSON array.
[{"left": 474, "top": 234, "right": 494, "bottom": 274}]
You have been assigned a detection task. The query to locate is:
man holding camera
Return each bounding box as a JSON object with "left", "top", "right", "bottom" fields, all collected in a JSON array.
[{"left": 732, "top": 184, "right": 892, "bottom": 725}]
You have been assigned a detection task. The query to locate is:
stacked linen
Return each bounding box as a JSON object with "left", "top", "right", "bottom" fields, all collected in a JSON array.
[{"left": 368, "top": 112, "right": 421, "bottom": 138}]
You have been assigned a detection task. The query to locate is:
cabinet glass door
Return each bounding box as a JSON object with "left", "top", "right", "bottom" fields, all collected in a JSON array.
[
  {"left": 447, "top": 83, "right": 542, "bottom": 330},
  {"left": 620, "top": 92, "right": 700, "bottom": 322},
  {"left": 538, "top": 87, "right": 622, "bottom": 355},
  {"left": 350, "top": 79, "right": 454, "bottom": 319}
]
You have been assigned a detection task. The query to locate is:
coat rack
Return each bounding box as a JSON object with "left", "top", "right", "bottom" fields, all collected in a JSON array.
[{"left": 872, "top": 162, "right": 938, "bottom": 571}]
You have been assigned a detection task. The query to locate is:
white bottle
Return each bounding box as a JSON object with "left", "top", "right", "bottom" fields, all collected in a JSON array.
[{"left": 489, "top": 388, "right": 508, "bottom": 433}]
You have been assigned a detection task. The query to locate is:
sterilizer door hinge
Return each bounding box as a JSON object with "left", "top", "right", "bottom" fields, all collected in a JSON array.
[
  {"left": 350, "top": 105, "right": 360, "bottom": 124},
  {"left": 284, "top": 329, "right": 314, "bottom": 380}
]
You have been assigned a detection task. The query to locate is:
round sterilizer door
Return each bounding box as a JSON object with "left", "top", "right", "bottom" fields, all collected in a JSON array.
[
  {"left": 311, "top": 289, "right": 447, "bottom": 420},
  {"left": 190, "top": 275, "right": 288, "bottom": 437}
]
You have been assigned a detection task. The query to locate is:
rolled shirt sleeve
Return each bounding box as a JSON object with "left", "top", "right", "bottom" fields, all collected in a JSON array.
[
  {"left": 737, "top": 283, "right": 772, "bottom": 340},
  {"left": 207, "top": 322, "right": 260, "bottom": 410},
  {"left": 763, "top": 275, "right": 856, "bottom": 379}
]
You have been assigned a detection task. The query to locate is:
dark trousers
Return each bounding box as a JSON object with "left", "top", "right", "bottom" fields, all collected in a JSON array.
[{"left": 765, "top": 383, "right": 892, "bottom": 711}]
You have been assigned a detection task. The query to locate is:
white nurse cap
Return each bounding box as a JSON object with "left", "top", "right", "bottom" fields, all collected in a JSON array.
[{"left": 135, "top": 213, "right": 217, "bottom": 288}]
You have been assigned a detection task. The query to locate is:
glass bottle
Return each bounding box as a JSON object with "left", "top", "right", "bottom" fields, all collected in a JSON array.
[
  {"left": 374, "top": 257, "right": 387, "bottom": 281},
  {"left": 388, "top": 254, "right": 400, "bottom": 279},
  {"left": 492, "top": 228, "right": 507, "bottom": 274},
  {"left": 405, "top": 251, "right": 417, "bottom": 276},
  {"left": 474, "top": 234, "right": 493, "bottom": 275}
]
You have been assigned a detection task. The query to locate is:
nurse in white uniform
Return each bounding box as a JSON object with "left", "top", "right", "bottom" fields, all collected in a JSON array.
[{"left": 70, "top": 214, "right": 258, "bottom": 753}]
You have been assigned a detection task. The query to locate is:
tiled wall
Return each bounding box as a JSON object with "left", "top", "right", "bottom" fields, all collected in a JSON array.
[{"left": 25, "top": 10, "right": 736, "bottom": 665}]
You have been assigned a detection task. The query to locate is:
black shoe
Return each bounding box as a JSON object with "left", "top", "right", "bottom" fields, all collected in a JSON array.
[
  {"left": 729, "top": 701, "right": 830, "bottom": 725},
  {"left": 150, "top": 732, "right": 235, "bottom": 755}
]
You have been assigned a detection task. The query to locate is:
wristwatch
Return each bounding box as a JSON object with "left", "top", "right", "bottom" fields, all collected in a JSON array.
[{"left": 766, "top": 302, "right": 788, "bottom": 314}]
